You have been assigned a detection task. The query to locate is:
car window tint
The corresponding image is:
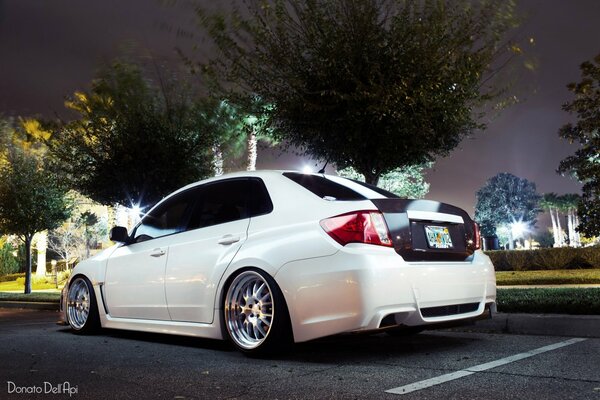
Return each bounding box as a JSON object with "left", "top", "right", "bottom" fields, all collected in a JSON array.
[
  {"left": 326, "top": 175, "right": 400, "bottom": 199},
  {"left": 283, "top": 172, "right": 366, "bottom": 200},
  {"left": 188, "top": 179, "right": 250, "bottom": 230},
  {"left": 134, "top": 192, "right": 194, "bottom": 242},
  {"left": 247, "top": 178, "right": 274, "bottom": 217}
]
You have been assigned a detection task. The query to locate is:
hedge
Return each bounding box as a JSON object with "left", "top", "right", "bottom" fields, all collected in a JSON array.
[
  {"left": 0, "top": 272, "right": 25, "bottom": 282},
  {"left": 485, "top": 247, "right": 600, "bottom": 271},
  {"left": 496, "top": 288, "right": 600, "bottom": 315}
]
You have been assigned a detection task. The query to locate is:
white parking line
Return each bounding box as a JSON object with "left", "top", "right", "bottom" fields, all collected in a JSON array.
[{"left": 385, "top": 338, "right": 587, "bottom": 395}]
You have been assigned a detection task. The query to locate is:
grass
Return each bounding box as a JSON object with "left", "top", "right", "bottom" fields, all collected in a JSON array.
[
  {"left": 496, "top": 269, "right": 600, "bottom": 286},
  {"left": 0, "top": 291, "right": 61, "bottom": 302},
  {"left": 0, "top": 280, "right": 63, "bottom": 292},
  {"left": 496, "top": 288, "right": 600, "bottom": 315}
]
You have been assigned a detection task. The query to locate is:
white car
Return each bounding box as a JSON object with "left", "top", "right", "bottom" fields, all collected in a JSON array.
[{"left": 62, "top": 170, "right": 496, "bottom": 355}]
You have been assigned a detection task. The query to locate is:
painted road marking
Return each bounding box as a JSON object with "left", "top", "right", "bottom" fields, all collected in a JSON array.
[{"left": 385, "top": 338, "right": 587, "bottom": 395}]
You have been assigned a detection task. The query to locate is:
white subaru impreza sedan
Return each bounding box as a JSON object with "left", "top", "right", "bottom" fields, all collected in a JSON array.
[{"left": 62, "top": 170, "right": 496, "bottom": 355}]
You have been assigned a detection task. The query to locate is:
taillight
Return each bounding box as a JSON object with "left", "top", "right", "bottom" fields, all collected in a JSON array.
[
  {"left": 320, "top": 211, "right": 392, "bottom": 247},
  {"left": 473, "top": 222, "right": 481, "bottom": 250}
]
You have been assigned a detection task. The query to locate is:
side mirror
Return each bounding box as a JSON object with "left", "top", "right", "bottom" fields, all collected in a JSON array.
[{"left": 109, "top": 226, "right": 130, "bottom": 243}]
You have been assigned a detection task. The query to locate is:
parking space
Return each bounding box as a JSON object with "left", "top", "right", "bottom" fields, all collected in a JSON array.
[{"left": 1, "top": 309, "right": 599, "bottom": 399}]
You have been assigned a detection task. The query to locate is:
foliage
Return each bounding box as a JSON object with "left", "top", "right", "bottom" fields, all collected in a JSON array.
[
  {"left": 496, "top": 269, "right": 600, "bottom": 286},
  {"left": 48, "top": 210, "right": 107, "bottom": 265},
  {"left": 533, "top": 230, "right": 554, "bottom": 249},
  {"left": 558, "top": 54, "right": 600, "bottom": 237},
  {"left": 0, "top": 238, "right": 19, "bottom": 275},
  {"left": 45, "top": 61, "right": 216, "bottom": 208},
  {"left": 0, "top": 272, "right": 24, "bottom": 283},
  {"left": 475, "top": 173, "right": 541, "bottom": 237},
  {"left": 337, "top": 163, "right": 431, "bottom": 198},
  {"left": 0, "top": 121, "right": 72, "bottom": 293},
  {"left": 209, "top": 97, "right": 277, "bottom": 173},
  {"left": 496, "top": 288, "right": 600, "bottom": 315},
  {"left": 485, "top": 247, "right": 600, "bottom": 271},
  {"left": 196, "top": 0, "right": 523, "bottom": 184}
]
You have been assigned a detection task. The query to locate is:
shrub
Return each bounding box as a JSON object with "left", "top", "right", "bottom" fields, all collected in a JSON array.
[
  {"left": 485, "top": 247, "right": 600, "bottom": 271},
  {"left": 497, "top": 288, "right": 600, "bottom": 315},
  {"left": 0, "top": 272, "right": 24, "bottom": 282},
  {"left": 0, "top": 241, "right": 20, "bottom": 275}
]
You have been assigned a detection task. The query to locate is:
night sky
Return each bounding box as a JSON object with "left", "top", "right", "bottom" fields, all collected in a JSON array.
[{"left": 1, "top": 0, "right": 598, "bottom": 227}]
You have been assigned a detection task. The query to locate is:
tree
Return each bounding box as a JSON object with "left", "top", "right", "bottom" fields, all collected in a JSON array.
[
  {"left": 558, "top": 54, "right": 600, "bottom": 237},
  {"left": 0, "top": 237, "right": 20, "bottom": 275},
  {"left": 46, "top": 61, "right": 216, "bottom": 209},
  {"left": 47, "top": 222, "right": 83, "bottom": 270},
  {"left": 338, "top": 163, "right": 432, "bottom": 198},
  {"left": 209, "top": 98, "right": 276, "bottom": 174},
  {"left": 539, "top": 193, "right": 561, "bottom": 247},
  {"left": 195, "top": 0, "right": 522, "bottom": 184},
  {"left": 0, "top": 128, "right": 71, "bottom": 293},
  {"left": 474, "top": 173, "right": 541, "bottom": 249},
  {"left": 559, "top": 194, "right": 581, "bottom": 247}
]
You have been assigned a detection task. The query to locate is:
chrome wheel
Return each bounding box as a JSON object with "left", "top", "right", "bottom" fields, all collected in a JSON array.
[
  {"left": 224, "top": 271, "right": 274, "bottom": 350},
  {"left": 67, "top": 277, "right": 91, "bottom": 330}
]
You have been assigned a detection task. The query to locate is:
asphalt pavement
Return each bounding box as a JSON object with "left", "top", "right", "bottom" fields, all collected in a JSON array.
[{"left": 1, "top": 308, "right": 599, "bottom": 399}]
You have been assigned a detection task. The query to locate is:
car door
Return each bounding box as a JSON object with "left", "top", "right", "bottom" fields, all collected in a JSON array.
[
  {"left": 104, "top": 191, "right": 195, "bottom": 320},
  {"left": 165, "top": 178, "right": 272, "bottom": 323}
]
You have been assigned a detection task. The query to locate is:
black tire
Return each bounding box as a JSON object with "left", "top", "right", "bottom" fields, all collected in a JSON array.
[
  {"left": 223, "top": 269, "right": 293, "bottom": 356},
  {"left": 66, "top": 276, "right": 100, "bottom": 334}
]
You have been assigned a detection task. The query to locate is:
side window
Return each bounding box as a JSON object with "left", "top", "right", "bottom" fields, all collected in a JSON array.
[
  {"left": 187, "top": 179, "right": 250, "bottom": 230},
  {"left": 133, "top": 192, "right": 194, "bottom": 243},
  {"left": 247, "top": 178, "right": 273, "bottom": 217}
]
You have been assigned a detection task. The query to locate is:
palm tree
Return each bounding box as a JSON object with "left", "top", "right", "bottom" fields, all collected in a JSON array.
[
  {"left": 540, "top": 193, "right": 561, "bottom": 247},
  {"left": 209, "top": 98, "right": 276, "bottom": 174},
  {"left": 561, "top": 194, "right": 581, "bottom": 247}
]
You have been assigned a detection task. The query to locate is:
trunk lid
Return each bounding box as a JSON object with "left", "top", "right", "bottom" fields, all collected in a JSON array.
[{"left": 370, "top": 199, "right": 479, "bottom": 262}]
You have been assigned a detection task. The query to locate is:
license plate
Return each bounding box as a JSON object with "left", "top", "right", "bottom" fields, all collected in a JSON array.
[{"left": 424, "top": 226, "right": 453, "bottom": 249}]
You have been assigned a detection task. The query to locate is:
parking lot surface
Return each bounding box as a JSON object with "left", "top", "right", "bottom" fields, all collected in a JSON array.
[{"left": 1, "top": 309, "right": 599, "bottom": 399}]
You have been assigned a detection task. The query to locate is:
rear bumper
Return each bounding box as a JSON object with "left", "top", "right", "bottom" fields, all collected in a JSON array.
[{"left": 275, "top": 247, "right": 496, "bottom": 343}]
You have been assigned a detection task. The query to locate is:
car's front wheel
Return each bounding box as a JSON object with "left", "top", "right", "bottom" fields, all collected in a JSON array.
[
  {"left": 66, "top": 276, "right": 100, "bottom": 334},
  {"left": 223, "top": 269, "right": 292, "bottom": 356}
]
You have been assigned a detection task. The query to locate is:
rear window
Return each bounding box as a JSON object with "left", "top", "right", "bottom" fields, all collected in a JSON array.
[{"left": 283, "top": 172, "right": 366, "bottom": 200}]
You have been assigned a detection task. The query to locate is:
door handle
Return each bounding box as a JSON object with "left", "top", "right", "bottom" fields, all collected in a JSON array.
[
  {"left": 150, "top": 248, "right": 166, "bottom": 257},
  {"left": 218, "top": 235, "right": 240, "bottom": 245}
]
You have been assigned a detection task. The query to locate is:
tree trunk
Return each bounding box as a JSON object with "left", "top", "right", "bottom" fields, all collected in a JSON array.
[
  {"left": 246, "top": 126, "right": 257, "bottom": 171},
  {"left": 23, "top": 235, "right": 33, "bottom": 294},
  {"left": 574, "top": 214, "right": 581, "bottom": 247},
  {"left": 548, "top": 206, "right": 559, "bottom": 247},
  {"left": 567, "top": 210, "right": 575, "bottom": 247},
  {"left": 362, "top": 170, "right": 381, "bottom": 186},
  {"left": 35, "top": 231, "right": 47, "bottom": 277},
  {"left": 213, "top": 145, "right": 223, "bottom": 176},
  {"left": 555, "top": 209, "right": 563, "bottom": 246}
]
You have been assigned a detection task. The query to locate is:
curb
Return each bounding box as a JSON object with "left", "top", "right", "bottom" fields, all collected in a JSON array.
[
  {"left": 0, "top": 301, "right": 59, "bottom": 311},
  {"left": 455, "top": 312, "right": 600, "bottom": 338}
]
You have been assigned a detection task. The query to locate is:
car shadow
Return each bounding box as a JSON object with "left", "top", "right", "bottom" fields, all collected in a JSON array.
[
  {"left": 285, "top": 330, "right": 478, "bottom": 363},
  {"left": 56, "top": 326, "right": 234, "bottom": 352},
  {"left": 57, "top": 326, "right": 478, "bottom": 362}
]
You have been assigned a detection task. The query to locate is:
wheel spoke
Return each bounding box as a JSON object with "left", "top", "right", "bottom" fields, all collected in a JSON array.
[{"left": 224, "top": 271, "right": 277, "bottom": 350}]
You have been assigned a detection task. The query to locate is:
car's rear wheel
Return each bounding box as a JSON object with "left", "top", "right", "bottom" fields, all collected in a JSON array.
[
  {"left": 66, "top": 276, "right": 100, "bottom": 334},
  {"left": 223, "top": 269, "right": 292, "bottom": 355}
]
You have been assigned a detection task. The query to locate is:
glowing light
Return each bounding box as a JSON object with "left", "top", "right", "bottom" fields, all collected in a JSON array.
[
  {"left": 302, "top": 165, "right": 313, "bottom": 174},
  {"left": 510, "top": 220, "right": 527, "bottom": 238},
  {"left": 128, "top": 203, "right": 143, "bottom": 223}
]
